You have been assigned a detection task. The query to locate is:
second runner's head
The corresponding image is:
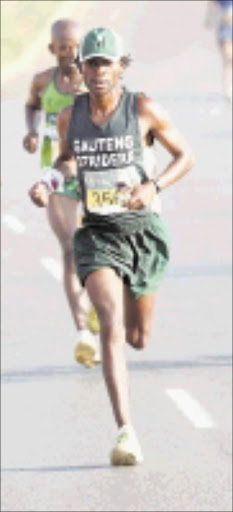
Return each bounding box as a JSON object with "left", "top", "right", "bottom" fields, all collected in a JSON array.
[
  {"left": 49, "top": 19, "right": 80, "bottom": 73},
  {"left": 78, "top": 27, "right": 131, "bottom": 96}
]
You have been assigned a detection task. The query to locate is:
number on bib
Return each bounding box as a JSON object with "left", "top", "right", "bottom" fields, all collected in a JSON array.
[{"left": 87, "top": 189, "right": 119, "bottom": 208}]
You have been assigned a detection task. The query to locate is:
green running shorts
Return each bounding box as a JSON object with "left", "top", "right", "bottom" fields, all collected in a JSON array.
[{"left": 73, "top": 213, "right": 170, "bottom": 299}]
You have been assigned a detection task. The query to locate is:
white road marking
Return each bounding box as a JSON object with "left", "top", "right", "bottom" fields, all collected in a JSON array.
[
  {"left": 166, "top": 388, "right": 215, "bottom": 429},
  {"left": 40, "top": 258, "right": 62, "bottom": 281},
  {"left": 2, "top": 214, "right": 26, "bottom": 234}
]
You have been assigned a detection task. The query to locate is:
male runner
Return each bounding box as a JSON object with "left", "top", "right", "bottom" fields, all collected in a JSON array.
[
  {"left": 205, "top": 0, "right": 232, "bottom": 104},
  {"left": 45, "top": 27, "right": 195, "bottom": 465},
  {"left": 23, "top": 19, "right": 99, "bottom": 367}
]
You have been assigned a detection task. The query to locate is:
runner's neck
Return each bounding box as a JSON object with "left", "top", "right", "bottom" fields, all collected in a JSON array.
[
  {"left": 89, "top": 86, "right": 124, "bottom": 123},
  {"left": 56, "top": 67, "right": 82, "bottom": 93}
]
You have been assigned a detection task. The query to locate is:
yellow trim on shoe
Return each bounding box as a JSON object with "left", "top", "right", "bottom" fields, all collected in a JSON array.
[
  {"left": 86, "top": 306, "right": 100, "bottom": 334},
  {"left": 110, "top": 427, "right": 144, "bottom": 466},
  {"left": 75, "top": 341, "right": 96, "bottom": 368},
  {"left": 74, "top": 336, "right": 101, "bottom": 368},
  {"left": 110, "top": 447, "right": 141, "bottom": 466}
]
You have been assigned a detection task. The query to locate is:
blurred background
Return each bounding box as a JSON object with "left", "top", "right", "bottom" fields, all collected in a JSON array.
[{"left": 1, "top": 0, "right": 230, "bottom": 97}]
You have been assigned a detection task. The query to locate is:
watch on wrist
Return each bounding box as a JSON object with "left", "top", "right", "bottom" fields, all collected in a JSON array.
[{"left": 151, "top": 179, "right": 162, "bottom": 194}]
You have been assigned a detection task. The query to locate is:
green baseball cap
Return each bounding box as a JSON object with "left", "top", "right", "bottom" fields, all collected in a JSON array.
[{"left": 79, "top": 27, "right": 124, "bottom": 62}]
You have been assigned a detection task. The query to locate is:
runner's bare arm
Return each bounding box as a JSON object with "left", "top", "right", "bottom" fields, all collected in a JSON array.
[
  {"left": 139, "top": 96, "right": 195, "bottom": 190},
  {"left": 127, "top": 96, "right": 195, "bottom": 210},
  {"left": 23, "top": 69, "right": 53, "bottom": 153},
  {"left": 53, "top": 106, "right": 77, "bottom": 178},
  {"left": 28, "top": 105, "right": 76, "bottom": 207}
]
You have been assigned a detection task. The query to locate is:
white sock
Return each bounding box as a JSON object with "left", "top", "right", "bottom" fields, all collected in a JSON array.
[
  {"left": 77, "top": 329, "right": 96, "bottom": 343},
  {"left": 118, "top": 424, "right": 135, "bottom": 435}
]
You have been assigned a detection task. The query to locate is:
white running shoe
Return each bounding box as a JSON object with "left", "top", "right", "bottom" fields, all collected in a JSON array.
[
  {"left": 74, "top": 331, "right": 101, "bottom": 368},
  {"left": 110, "top": 425, "right": 144, "bottom": 466}
]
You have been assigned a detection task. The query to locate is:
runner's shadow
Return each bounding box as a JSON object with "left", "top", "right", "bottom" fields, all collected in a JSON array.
[
  {"left": 2, "top": 464, "right": 110, "bottom": 472},
  {"left": 128, "top": 354, "right": 232, "bottom": 370}
]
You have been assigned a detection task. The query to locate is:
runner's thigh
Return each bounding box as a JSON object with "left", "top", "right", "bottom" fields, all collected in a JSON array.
[
  {"left": 86, "top": 267, "right": 124, "bottom": 324},
  {"left": 47, "top": 194, "right": 77, "bottom": 244}
]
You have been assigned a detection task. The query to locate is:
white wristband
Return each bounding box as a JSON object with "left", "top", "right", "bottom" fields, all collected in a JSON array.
[{"left": 41, "top": 168, "right": 64, "bottom": 192}]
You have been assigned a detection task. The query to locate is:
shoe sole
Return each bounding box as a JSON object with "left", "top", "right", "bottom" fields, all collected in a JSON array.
[
  {"left": 110, "top": 448, "right": 143, "bottom": 466},
  {"left": 75, "top": 342, "right": 97, "bottom": 369}
]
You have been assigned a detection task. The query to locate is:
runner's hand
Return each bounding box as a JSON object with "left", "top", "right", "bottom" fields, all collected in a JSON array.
[
  {"left": 28, "top": 182, "right": 50, "bottom": 207},
  {"left": 23, "top": 133, "right": 38, "bottom": 153},
  {"left": 127, "top": 182, "right": 156, "bottom": 210}
]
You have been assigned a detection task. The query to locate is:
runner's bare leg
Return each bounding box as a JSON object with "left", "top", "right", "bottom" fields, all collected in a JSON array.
[
  {"left": 123, "top": 288, "right": 156, "bottom": 350},
  {"left": 47, "top": 193, "right": 89, "bottom": 330},
  {"left": 86, "top": 267, "right": 131, "bottom": 427}
]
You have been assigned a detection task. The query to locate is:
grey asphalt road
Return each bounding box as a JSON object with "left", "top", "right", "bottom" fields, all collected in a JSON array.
[{"left": 1, "top": 2, "right": 232, "bottom": 511}]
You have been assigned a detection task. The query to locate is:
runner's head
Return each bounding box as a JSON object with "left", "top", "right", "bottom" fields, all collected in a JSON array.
[
  {"left": 78, "top": 27, "right": 131, "bottom": 96},
  {"left": 49, "top": 19, "right": 80, "bottom": 72}
]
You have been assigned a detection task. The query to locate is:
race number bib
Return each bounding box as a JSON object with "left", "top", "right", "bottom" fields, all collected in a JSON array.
[
  {"left": 87, "top": 189, "right": 119, "bottom": 208},
  {"left": 84, "top": 166, "right": 141, "bottom": 215}
]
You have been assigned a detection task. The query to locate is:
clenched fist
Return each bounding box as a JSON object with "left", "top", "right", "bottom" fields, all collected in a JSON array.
[
  {"left": 28, "top": 182, "right": 50, "bottom": 207},
  {"left": 23, "top": 132, "right": 39, "bottom": 153}
]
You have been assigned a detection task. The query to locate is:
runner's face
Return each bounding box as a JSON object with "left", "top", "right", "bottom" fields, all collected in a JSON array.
[
  {"left": 82, "top": 57, "right": 123, "bottom": 96},
  {"left": 51, "top": 37, "right": 78, "bottom": 71}
]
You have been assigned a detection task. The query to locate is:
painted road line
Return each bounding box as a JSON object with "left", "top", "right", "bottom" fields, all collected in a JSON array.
[
  {"left": 166, "top": 388, "right": 215, "bottom": 429},
  {"left": 40, "top": 258, "right": 62, "bottom": 281},
  {"left": 2, "top": 214, "right": 26, "bottom": 234}
]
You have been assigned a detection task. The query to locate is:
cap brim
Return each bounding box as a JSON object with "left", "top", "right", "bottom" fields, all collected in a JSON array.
[{"left": 80, "top": 53, "right": 120, "bottom": 63}]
